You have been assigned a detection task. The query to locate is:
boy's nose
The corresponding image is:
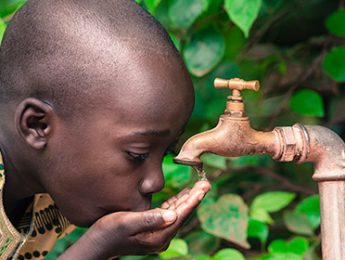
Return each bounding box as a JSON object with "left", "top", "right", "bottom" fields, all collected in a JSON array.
[{"left": 139, "top": 169, "right": 165, "bottom": 195}]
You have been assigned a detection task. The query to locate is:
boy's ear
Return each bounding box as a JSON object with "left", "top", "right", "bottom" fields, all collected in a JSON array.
[{"left": 15, "top": 98, "right": 55, "bottom": 150}]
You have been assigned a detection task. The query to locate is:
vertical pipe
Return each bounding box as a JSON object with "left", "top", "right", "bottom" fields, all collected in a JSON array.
[{"left": 319, "top": 181, "right": 345, "bottom": 260}]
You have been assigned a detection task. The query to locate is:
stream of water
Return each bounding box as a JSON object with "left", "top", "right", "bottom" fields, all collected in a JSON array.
[{"left": 193, "top": 165, "right": 208, "bottom": 181}]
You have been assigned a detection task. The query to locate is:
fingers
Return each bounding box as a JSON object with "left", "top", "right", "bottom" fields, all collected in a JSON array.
[
  {"left": 128, "top": 181, "right": 210, "bottom": 235},
  {"left": 161, "top": 181, "right": 210, "bottom": 211},
  {"left": 174, "top": 181, "right": 207, "bottom": 209},
  {"left": 124, "top": 208, "right": 177, "bottom": 235},
  {"left": 132, "top": 181, "right": 211, "bottom": 251},
  {"left": 160, "top": 187, "right": 191, "bottom": 209},
  {"left": 175, "top": 180, "right": 211, "bottom": 219}
]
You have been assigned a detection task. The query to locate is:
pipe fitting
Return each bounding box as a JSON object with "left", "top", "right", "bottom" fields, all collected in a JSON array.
[
  {"left": 274, "top": 124, "right": 345, "bottom": 182},
  {"left": 273, "top": 124, "right": 310, "bottom": 162}
]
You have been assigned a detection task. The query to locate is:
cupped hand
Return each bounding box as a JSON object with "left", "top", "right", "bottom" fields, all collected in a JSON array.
[{"left": 58, "top": 180, "right": 211, "bottom": 260}]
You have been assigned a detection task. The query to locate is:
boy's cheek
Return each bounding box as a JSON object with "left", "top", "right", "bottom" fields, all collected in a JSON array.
[
  {"left": 43, "top": 131, "right": 160, "bottom": 225},
  {"left": 46, "top": 175, "right": 151, "bottom": 226}
]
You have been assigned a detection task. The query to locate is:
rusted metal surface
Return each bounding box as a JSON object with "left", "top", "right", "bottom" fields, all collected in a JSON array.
[
  {"left": 319, "top": 182, "right": 345, "bottom": 260},
  {"left": 173, "top": 116, "right": 281, "bottom": 166},
  {"left": 174, "top": 77, "right": 345, "bottom": 259}
]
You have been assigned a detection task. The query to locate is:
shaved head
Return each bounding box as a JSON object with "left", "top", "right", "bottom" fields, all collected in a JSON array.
[
  {"left": 0, "top": 0, "right": 188, "bottom": 118},
  {"left": 0, "top": 0, "right": 195, "bottom": 227}
]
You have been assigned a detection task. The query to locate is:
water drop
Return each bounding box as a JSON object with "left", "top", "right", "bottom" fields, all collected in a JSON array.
[{"left": 193, "top": 165, "right": 208, "bottom": 181}]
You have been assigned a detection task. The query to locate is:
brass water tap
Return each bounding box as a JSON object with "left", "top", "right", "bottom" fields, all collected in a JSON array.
[
  {"left": 174, "top": 77, "right": 345, "bottom": 259},
  {"left": 214, "top": 78, "right": 259, "bottom": 117},
  {"left": 174, "top": 77, "right": 279, "bottom": 166}
]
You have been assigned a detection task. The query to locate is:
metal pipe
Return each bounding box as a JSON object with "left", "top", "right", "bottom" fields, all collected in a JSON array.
[
  {"left": 277, "top": 124, "right": 345, "bottom": 260},
  {"left": 319, "top": 182, "right": 345, "bottom": 259},
  {"left": 302, "top": 125, "right": 345, "bottom": 260}
]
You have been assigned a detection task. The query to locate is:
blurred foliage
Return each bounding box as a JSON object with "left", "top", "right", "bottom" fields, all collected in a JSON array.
[{"left": 1, "top": 0, "right": 345, "bottom": 259}]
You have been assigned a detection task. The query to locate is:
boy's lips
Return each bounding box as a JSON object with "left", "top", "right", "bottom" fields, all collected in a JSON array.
[{"left": 133, "top": 200, "right": 152, "bottom": 212}]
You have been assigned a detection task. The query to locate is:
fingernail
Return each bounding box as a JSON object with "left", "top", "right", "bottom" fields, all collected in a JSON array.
[{"left": 162, "top": 210, "right": 177, "bottom": 223}]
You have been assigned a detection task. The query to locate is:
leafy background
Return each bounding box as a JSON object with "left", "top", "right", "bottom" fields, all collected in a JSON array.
[{"left": 1, "top": 0, "right": 345, "bottom": 259}]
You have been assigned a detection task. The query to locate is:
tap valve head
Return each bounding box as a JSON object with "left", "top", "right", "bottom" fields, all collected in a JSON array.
[
  {"left": 214, "top": 77, "right": 260, "bottom": 92},
  {"left": 214, "top": 77, "right": 260, "bottom": 117}
]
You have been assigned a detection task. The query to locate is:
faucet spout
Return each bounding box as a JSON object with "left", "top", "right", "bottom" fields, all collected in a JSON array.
[{"left": 174, "top": 116, "right": 281, "bottom": 166}]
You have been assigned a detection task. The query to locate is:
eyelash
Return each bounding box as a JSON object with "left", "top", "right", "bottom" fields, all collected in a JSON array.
[
  {"left": 127, "top": 152, "right": 150, "bottom": 162},
  {"left": 126, "top": 143, "right": 178, "bottom": 163}
]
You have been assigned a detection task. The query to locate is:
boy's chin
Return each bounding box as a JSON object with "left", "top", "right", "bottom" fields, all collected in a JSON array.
[
  {"left": 66, "top": 202, "right": 152, "bottom": 227},
  {"left": 131, "top": 201, "right": 152, "bottom": 212}
]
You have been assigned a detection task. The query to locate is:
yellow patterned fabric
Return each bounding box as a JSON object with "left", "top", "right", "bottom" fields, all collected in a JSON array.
[{"left": 0, "top": 152, "right": 75, "bottom": 259}]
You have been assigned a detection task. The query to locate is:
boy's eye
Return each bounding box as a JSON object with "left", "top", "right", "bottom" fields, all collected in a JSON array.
[{"left": 127, "top": 152, "right": 150, "bottom": 162}]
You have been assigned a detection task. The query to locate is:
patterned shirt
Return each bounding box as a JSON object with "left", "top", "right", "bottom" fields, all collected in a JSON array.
[{"left": 0, "top": 152, "right": 75, "bottom": 259}]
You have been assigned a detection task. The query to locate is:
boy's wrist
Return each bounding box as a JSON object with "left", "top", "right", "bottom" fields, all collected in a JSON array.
[{"left": 58, "top": 225, "right": 113, "bottom": 260}]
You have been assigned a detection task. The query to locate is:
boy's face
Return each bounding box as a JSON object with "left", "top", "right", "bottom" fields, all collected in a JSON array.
[{"left": 39, "top": 54, "right": 194, "bottom": 227}]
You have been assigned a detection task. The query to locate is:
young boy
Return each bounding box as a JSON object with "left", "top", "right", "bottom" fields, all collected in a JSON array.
[{"left": 0, "top": 0, "right": 211, "bottom": 259}]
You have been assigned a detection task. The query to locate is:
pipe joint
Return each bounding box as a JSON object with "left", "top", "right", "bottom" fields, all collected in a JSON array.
[{"left": 273, "top": 124, "right": 310, "bottom": 162}]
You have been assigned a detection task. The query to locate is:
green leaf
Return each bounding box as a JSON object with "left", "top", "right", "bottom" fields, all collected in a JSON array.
[
  {"left": 168, "top": 0, "right": 208, "bottom": 29},
  {"left": 303, "top": 240, "right": 321, "bottom": 260},
  {"left": 231, "top": 155, "right": 271, "bottom": 168},
  {"left": 204, "top": 0, "right": 223, "bottom": 16},
  {"left": 247, "top": 218, "right": 269, "bottom": 244},
  {"left": 159, "top": 238, "right": 188, "bottom": 259},
  {"left": 201, "top": 154, "right": 227, "bottom": 170},
  {"left": 289, "top": 89, "right": 324, "bottom": 117},
  {"left": 163, "top": 154, "right": 191, "bottom": 188},
  {"left": 325, "top": 9, "right": 345, "bottom": 37},
  {"left": 268, "top": 239, "right": 288, "bottom": 254},
  {"left": 224, "top": 0, "right": 262, "bottom": 37},
  {"left": 213, "top": 248, "right": 245, "bottom": 260},
  {"left": 204, "top": 96, "right": 227, "bottom": 120},
  {"left": 183, "top": 28, "right": 225, "bottom": 77},
  {"left": 261, "top": 254, "right": 302, "bottom": 260},
  {"left": 250, "top": 208, "right": 273, "bottom": 224},
  {"left": 224, "top": 26, "right": 246, "bottom": 59},
  {"left": 0, "top": 19, "right": 6, "bottom": 44},
  {"left": 155, "top": 0, "right": 178, "bottom": 31},
  {"left": 259, "top": 95, "right": 285, "bottom": 117},
  {"left": 251, "top": 192, "right": 296, "bottom": 213},
  {"left": 288, "top": 237, "right": 309, "bottom": 256},
  {"left": 198, "top": 194, "right": 249, "bottom": 248},
  {"left": 268, "top": 237, "right": 309, "bottom": 257},
  {"left": 169, "top": 34, "right": 181, "bottom": 51},
  {"left": 185, "top": 230, "right": 220, "bottom": 256},
  {"left": 323, "top": 47, "right": 345, "bottom": 82},
  {"left": 0, "top": 0, "right": 26, "bottom": 18},
  {"left": 143, "top": 0, "right": 161, "bottom": 14},
  {"left": 283, "top": 211, "right": 314, "bottom": 236},
  {"left": 195, "top": 256, "right": 212, "bottom": 260},
  {"left": 295, "top": 195, "right": 320, "bottom": 229},
  {"left": 121, "top": 257, "right": 148, "bottom": 260}
]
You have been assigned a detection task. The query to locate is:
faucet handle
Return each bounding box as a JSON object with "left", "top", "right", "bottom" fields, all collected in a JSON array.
[
  {"left": 214, "top": 78, "right": 260, "bottom": 116},
  {"left": 214, "top": 78, "right": 260, "bottom": 92}
]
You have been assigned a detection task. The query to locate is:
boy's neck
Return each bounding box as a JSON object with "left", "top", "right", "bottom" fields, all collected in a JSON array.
[{"left": 0, "top": 143, "right": 43, "bottom": 226}]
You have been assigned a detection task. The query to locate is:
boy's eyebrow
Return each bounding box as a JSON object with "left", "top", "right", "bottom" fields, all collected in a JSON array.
[{"left": 132, "top": 130, "right": 170, "bottom": 137}]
